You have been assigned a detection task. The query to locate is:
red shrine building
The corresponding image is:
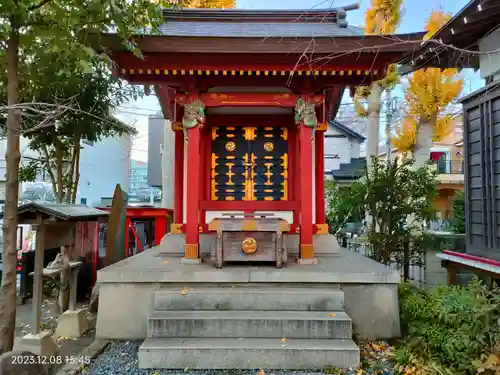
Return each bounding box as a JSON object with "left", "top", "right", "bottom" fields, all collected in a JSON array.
[{"left": 96, "top": 5, "right": 421, "bottom": 263}]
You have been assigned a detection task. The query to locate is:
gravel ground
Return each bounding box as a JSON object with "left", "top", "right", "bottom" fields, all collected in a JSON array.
[{"left": 84, "top": 341, "right": 396, "bottom": 375}]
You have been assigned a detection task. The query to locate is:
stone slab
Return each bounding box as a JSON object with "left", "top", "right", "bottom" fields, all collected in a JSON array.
[
  {"left": 181, "top": 258, "right": 202, "bottom": 265},
  {"left": 147, "top": 310, "right": 352, "bottom": 339},
  {"left": 97, "top": 248, "right": 400, "bottom": 284},
  {"left": 96, "top": 281, "right": 400, "bottom": 340},
  {"left": 153, "top": 286, "right": 345, "bottom": 311},
  {"left": 15, "top": 332, "right": 57, "bottom": 358},
  {"left": 54, "top": 309, "right": 90, "bottom": 339},
  {"left": 138, "top": 337, "right": 360, "bottom": 369}
]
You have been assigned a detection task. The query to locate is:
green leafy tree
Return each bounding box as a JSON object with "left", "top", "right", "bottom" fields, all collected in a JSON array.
[
  {"left": 0, "top": 0, "right": 170, "bottom": 354},
  {"left": 15, "top": 56, "right": 137, "bottom": 203},
  {"left": 325, "top": 180, "right": 365, "bottom": 236},
  {"left": 451, "top": 190, "right": 465, "bottom": 234},
  {"left": 362, "top": 157, "right": 437, "bottom": 278}
]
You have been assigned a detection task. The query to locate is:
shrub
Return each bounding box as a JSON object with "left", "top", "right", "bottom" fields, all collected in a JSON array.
[
  {"left": 451, "top": 190, "right": 465, "bottom": 234},
  {"left": 398, "top": 279, "right": 500, "bottom": 374}
]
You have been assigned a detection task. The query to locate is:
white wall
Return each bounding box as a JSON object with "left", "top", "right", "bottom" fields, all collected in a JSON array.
[
  {"left": 479, "top": 26, "right": 500, "bottom": 80},
  {"left": 76, "top": 134, "right": 132, "bottom": 206},
  {"left": 324, "top": 126, "right": 355, "bottom": 171}
]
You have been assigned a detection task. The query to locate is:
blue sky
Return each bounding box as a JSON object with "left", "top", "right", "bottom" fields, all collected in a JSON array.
[{"left": 119, "top": 0, "right": 477, "bottom": 161}]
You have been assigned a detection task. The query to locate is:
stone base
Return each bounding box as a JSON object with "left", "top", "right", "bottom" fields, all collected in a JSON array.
[
  {"left": 297, "top": 257, "right": 318, "bottom": 265},
  {"left": 54, "top": 309, "right": 90, "bottom": 338},
  {"left": 15, "top": 331, "right": 57, "bottom": 358},
  {"left": 181, "top": 257, "right": 202, "bottom": 265}
]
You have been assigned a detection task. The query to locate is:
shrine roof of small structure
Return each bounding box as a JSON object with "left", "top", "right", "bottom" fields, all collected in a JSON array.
[
  {"left": 399, "top": 0, "right": 500, "bottom": 73},
  {"left": 0, "top": 203, "right": 109, "bottom": 224},
  {"left": 92, "top": 5, "right": 425, "bottom": 56}
]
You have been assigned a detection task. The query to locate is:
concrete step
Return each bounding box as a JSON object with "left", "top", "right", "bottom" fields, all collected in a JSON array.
[
  {"left": 153, "top": 286, "right": 344, "bottom": 311},
  {"left": 139, "top": 337, "right": 360, "bottom": 369},
  {"left": 147, "top": 310, "right": 352, "bottom": 339}
]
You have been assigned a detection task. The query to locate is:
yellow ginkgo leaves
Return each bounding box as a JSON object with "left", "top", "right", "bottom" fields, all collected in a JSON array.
[
  {"left": 390, "top": 10, "right": 463, "bottom": 153},
  {"left": 181, "top": 0, "right": 235, "bottom": 8},
  {"left": 364, "top": 0, "right": 403, "bottom": 34},
  {"left": 424, "top": 9, "right": 452, "bottom": 40}
]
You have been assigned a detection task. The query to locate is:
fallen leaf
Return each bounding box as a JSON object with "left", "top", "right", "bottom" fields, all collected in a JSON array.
[
  {"left": 181, "top": 287, "right": 189, "bottom": 295},
  {"left": 328, "top": 313, "right": 337, "bottom": 317},
  {"left": 164, "top": 260, "right": 169, "bottom": 264},
  {"left": 154, "top": 372, "right": 160, "bottom": 375},
  {"left": 257, "top": 369, "right": 265, "bottom": 375},
  {"left": 184, "top": 367, "right": 189, "bottom": 372},
  {"left": 280, "top": 337, "right": 287, "bottom": 343}
]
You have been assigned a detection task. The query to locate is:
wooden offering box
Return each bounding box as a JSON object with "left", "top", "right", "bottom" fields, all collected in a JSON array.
[{"left": 210, "top": 213, "right": 289, "bottom": 268}]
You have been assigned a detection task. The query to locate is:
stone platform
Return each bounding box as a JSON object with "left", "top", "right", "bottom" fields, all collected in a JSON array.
[{"left": 95, "top": 235, "right": 401, "bottom": 369}]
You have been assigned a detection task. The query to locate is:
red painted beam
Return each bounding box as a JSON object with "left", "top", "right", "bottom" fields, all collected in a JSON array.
[
  {"left": 155, "top": 85, "right": 176, "bottom": 120},
  {"left": 112, "top": 52, "right": 391, "bottom": 73},
  {"left": 176, "top": 92, "right": 324, "bottom": 108},
  {"left": 443, "top": 250, "right": 500, "bottom": 268},
  {"left": 201, "top": 200, "right": 297, "bottom": 211}
]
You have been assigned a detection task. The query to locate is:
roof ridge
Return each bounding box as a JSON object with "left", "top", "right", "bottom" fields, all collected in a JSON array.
[
  {"left": 162, "top": 4, "right": 360, "bottom": 27},
  {"left": 328, "top": 119, "right": 366, "bottom": 141}
]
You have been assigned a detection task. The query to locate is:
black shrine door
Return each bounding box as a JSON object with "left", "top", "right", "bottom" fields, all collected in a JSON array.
[{"left": 211, "top": 126, "right": 289, "bottom": 201}]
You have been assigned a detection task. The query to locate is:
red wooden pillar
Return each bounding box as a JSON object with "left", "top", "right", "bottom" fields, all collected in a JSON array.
[
  {"left": 299, "top": 124, "right": 315, "bottom": 262},
  {"left": 155, "top": 215, "right": 167, "bottom": 246},
  {"left": 184, "top": 125, "right": 201, "bottom": 261},
  {"left": 173, "top": 129, "right": 184, "bottom": 225},
  {"left": 315, "top": 130, "right": 327, "bottom": 232},
  {"left": 291, "top": 127, "right": 300, "bottom": 226}
]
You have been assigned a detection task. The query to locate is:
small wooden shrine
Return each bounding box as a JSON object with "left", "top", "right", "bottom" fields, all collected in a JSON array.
[{"left": 94, "top": 5, "right": 422, "bottom": 265}]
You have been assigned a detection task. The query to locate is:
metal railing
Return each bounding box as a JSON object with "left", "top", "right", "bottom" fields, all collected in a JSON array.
[{"left": 433, "top": 159, "right": 464, "bottom": 174}]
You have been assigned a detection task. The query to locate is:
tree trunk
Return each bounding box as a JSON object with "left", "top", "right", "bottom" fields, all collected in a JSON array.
[
  {"left": 413, "top": 119, "right": 434, "bottom": 169},
  {"left": 54, "top": 142, "right": 65, "bottom": 203},
  {"left": 365, "top": 82, "right": 382, "bottom": 172},
  {"left": 0, "top": 26, "right": 21, "bottom": 354},
  {"left": 71, "top": 141, "right": 81, "bottom": 204},
  {"left": 385, "top": 90, "right": 393, "bottom": 162}
]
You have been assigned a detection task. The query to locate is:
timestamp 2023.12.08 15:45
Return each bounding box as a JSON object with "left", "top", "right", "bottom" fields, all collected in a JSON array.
[{"left": 11, "top": 355, "right": 92, "bottom": 366}]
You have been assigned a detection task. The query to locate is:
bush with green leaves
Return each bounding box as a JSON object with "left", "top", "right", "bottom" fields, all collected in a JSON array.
[
  {"left": 451, "top": 190, "right": 465, "bottom": 234},
  {"left": 325, "top": 180, "right": 366, "bottom": 236},
  {"left": 398, "top": 279, "right": 500, "bottom": 374}
]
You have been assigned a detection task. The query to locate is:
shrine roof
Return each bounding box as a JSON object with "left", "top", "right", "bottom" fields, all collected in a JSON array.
[
  {"left": 399, "top": 0, "right": 500, "bottom": 72},
  {"left": 159, "top": 7, "right": 363, "bottom": 38},
  {"left": 0, "top": 203, "right": 109, "bottom": 224},
  {"left": 92, "top": 6, "right": 425, "bottom": 55}
]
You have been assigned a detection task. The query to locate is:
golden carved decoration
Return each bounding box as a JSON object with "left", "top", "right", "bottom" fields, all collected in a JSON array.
[
  {"left": 242, "top": 237, "right": 258, "bottom": 254},
  {"left": 225, "top": 141, "right": 236, "bottom": 152},
  {"left": 264, "top": 142, "right": 274, "bottom": 152}
]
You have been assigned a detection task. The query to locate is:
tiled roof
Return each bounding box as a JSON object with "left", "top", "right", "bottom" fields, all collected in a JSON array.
[
  {"left": 158, "top": 21, "right": 363, "bottom": 38},
  {"left": 326, "top": 157, "right": 366, "bottom": 180},
  {"left": 328, "top": 120, "right": 366, "bottom": 141},
  {"left": 0, "top": 203, "right": 109, "bottom": 223},
  {"left": 159, "top": 6, "right": 364, "bottom": 38}
]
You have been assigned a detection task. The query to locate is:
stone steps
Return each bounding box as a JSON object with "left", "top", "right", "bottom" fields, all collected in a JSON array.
[
  {"left": 138, "top": 337, "right": 360, "bottom": 369},
  {"left": 139, "top": 285, "right": 359, "bottom": 369},
  {"left": 153, "top": 286, "right": 345, "bottom": 311},
  {"left": 147, "top": 310, "right": 352, "bottom": 339}
]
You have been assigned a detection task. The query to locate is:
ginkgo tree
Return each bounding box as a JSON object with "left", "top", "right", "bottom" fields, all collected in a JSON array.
[
  {"left": 392, "top": 10, "right": 463, "bottom": 168},
  {"left": 353, "top": 0, "right": 403, "bottom": 171}
]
